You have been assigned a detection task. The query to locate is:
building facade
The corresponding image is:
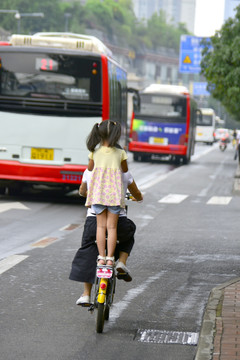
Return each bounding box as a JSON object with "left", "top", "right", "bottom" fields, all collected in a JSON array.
[
  {"left": 132, "top": 0, "right": 196, "bottom": 33},
  {"left": 224, "top": 0, "right": 240, "bottom": 20}
]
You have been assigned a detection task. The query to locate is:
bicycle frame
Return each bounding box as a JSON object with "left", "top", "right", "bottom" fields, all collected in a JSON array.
[
  {"left": 97, "top": 266, "right": 113, "bottom": 303},
  {"left": 88, "top": 196, "right": 132, "bottom": 332},
  {"left": 89, "top": 264, "right": 116, "bottom": 333}
]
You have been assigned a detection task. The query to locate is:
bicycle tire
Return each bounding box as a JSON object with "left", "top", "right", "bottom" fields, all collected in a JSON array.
[
  {"left": 96, "top": 303, "right": 105, "bottom": 333},
  {"left": 104, "top": 305, "right": 110, "bottom": 320}
]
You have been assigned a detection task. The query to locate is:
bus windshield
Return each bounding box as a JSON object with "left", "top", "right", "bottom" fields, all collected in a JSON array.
[
  {"left": 0, "top": 52, "right": 101, "bottom": 102},
  {"left": 137, "top": 93, "right": 187, "bottom": 123},
  {"left": 196, "top": 114, "right": 213, "bottom": 126}
]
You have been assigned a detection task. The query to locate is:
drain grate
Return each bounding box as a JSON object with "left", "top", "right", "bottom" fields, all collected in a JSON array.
[{"left": 136, "top": 329, "right": 199, "bottom": 346}]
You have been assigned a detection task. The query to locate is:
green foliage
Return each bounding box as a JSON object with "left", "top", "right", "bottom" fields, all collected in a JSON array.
[
  {"left": 201, "top": 5, "right": 240, "bottom": 120},
  {"left": 0, "top": 0, "right": 189, "bottom": 53},
  {"left": 0, "top": 0, "right": 64, "bottom": 33}
]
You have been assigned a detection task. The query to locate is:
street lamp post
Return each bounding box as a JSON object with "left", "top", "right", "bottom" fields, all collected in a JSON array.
[
  {"left": 14, "top": 12, "right": 44, "bottom": 34},
  {"left": 64, "top": 13, "right": 72, "bottom": 32},
  {"left": 0, "top": 9, "right": 19, "bottom": 34},
  {"left": 0, "top": 10, "right": 44, "bottom": 34}
]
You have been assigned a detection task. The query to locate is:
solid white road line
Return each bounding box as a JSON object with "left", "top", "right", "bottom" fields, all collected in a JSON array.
[
  {"left": 0, "top": 254, "right": 29, "bottom": 275},
  {"left": 138, "top": 144, "right": 217, "bottom": 191},
  {"left": 105, "top": 271, "right": 166, "bottom": 329}
]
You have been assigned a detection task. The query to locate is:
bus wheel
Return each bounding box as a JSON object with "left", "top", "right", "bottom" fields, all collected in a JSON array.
[
  {"left": 174, "top": 156, "right": 181, "bottom": 165},
  {"left": 0, "top": 186, "right": 6, "bottom": 195},
  {"left": 133, "top": 153, "right": 142, "bottom": 162},
  {"left": 8, "top": 184, "right": 23, "bottom": 196},
  {"left": 182, "top": 155, "right": 190, "bottom": 165},
  {"left": 141, "top": 154, "right": 151, "bottom": 162}
]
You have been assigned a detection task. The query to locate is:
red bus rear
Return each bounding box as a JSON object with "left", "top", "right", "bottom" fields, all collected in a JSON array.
[{"left": 129, "top": 84, "right": 199, "bottom": 164}]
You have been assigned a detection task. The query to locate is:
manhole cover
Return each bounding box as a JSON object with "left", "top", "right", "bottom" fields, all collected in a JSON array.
[{"left": 136, "top": 329, "right": 199, "bottom": 346}]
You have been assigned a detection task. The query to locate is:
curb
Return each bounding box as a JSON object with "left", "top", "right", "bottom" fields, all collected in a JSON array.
[{"left": 194, "top": 277, "right": 240, "bottom": 360}]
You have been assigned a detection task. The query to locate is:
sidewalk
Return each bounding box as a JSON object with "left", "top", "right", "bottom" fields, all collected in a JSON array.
[
  {"left": 195, "top": 165, "right": 240, "bottom": 360},
  {"left": 195, "top": 278, "right": 240, "bottom": 360}
]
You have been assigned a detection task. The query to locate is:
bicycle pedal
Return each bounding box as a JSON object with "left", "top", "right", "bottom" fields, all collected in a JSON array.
[
  {"left": 117, "top": 272, "right": 127, "bottom": 279},
  {"left": 117, "top": 272, "right": 132, "bottom": 282},
  {"left": 88, "top": 304, "right": 95, "bottom": 313},
  {"left": 78, "top": 302, "right": 91, "bottom": 308}
]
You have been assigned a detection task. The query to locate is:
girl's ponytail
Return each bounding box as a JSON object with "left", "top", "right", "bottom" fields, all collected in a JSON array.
[{"left": 86, "top": 123, "right": 101, "bottom": 152}]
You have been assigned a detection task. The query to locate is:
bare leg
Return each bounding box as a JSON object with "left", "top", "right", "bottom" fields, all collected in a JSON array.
[
  {"left": 106, "top": 211, "right": 119, "bottom": 265},
  {"left": 116, "top": 251, "right": 132, "bottom": 282},
  {"left": 82, "top": 282, "right": 92, "bottom": 296},
  {"left": 118, "top": 251, "right": 128, "bottom": 265},
  {"left": 96, "top": 210, "right": 107, "bottom": 264}
]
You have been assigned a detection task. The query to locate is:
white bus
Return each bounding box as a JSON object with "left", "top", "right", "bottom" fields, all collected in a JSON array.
[
  {"left": 195, "top": 108, "right": 216, "bottom": 145},
  {"left": 0, "top": 33, "right": 129, "bottom": 195}
]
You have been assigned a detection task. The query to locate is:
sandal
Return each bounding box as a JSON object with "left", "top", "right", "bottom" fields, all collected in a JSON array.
[
  {"left": 106, "top": 256, "right": 115, "bottom": 267},
  {"left": 97, "top": 255, "right": 106, "bottom": 266}
]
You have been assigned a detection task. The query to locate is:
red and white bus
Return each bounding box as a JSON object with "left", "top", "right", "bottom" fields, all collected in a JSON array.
[
  {"left": 0, "top": 33, "right": 128, "bottom": 195},
  {"left": 129, "top": 84, "right": 199, "bottom": 164}
]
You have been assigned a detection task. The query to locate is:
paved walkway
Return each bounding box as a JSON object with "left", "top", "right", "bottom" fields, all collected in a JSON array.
[
  {"left": 195, "top": 278, "right": 240, "bottom": 360},
  {"left": 213, "top": 281, "right": 240, "bottom": 360},
  {"left": 195, "top": 165, "right": 240, "bottom": 360}
]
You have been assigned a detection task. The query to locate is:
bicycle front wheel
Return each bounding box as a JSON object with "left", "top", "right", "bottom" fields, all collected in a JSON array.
[
  {"left": 104, "top": 305, "right": 110, "bottom": 320},
  {"left": 96, "top": 303, "right": 105, "bottom": 333}
]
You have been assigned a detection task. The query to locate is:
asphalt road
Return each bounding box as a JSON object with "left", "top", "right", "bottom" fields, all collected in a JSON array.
[{"left": 1, "top": 143, "right": 239, "bottom": 360}]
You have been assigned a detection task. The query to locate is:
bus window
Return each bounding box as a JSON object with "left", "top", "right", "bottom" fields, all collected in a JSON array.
[{"left": 0, "top": 53, "right": 101, "bottom": 103}]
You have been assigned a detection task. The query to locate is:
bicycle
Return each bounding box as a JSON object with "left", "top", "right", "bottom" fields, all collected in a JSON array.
[
  {"left": 88, "top": 263, "right": 116, "bottom": 333},
  {"left": 88, "top": 193, "right": 133, "bottom": 333}
]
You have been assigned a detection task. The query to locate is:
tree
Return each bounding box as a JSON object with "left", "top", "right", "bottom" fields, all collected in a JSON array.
[
  {"left": 201, "top": 5, "right": 240, "bottom": 120},
  {"left": 0, "top": 0, "right": 65, "bottom": 33},
  {"left": 146, "top": 10, "right": 189, "bottom": 52},
  {"left": 0, "top": 0, "right": 189, "bottom": 54}
]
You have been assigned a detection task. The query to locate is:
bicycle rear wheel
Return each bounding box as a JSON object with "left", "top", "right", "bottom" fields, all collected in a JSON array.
[{"left": 96, "top": 303, "right": 105, "bottom": 333}]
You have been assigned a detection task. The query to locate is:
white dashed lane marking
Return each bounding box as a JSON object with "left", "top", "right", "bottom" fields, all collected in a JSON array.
[
  {"left": 158, "top": 194, "right": 189, "bottom": 204},
  {"left": 0, "top": 255, "right": 29, "bottom": 275},
  {"left": 158, "top": 194, "right": 233, "bottom": 205},
  {"left": 207, "top": 196, "right": 232, "bottom": 205},
  {"left": 0, "top": 202, "right": 30, "bottom": 213}
]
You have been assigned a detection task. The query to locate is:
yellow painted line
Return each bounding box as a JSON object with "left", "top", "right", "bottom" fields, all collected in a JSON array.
[
  {"left": 31, "top": 237, "right": 58, "bottom": 248},
  {"left": 60, "top": 223, "right": 80, "bottom": 231},
  {"left": 0, "top": 255, "right": 29, "bottom": 275}
]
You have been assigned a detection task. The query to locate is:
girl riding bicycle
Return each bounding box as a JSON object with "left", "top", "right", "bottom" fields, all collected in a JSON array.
[{"left": 85, "top": 120, "right": 128, "bottom": 267}]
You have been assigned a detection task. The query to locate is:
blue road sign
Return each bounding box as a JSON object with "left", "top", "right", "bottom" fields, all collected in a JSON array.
[
  {"left": 193, "top": 82, "right": 210, "bottom": 96},
  {"left": 179, "top": 35, "right": 210, "bottom": 74}
]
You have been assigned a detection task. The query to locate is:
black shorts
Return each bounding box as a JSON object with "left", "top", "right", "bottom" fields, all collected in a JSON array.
[{"left": 69, "top": 216, "right": 136, "bottom": 284}]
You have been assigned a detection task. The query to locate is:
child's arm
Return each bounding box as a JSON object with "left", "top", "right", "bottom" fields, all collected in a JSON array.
[
  {"left": 79, "top": 182, "right": 87, "bottom": 197},
  {"left": 88, "top": 159, "right": 94, "bottom": 171},
  {"left": 128, "top": 180, "right": 143, "bottom": 202},
  {"left": 121, "top": 159, "right": 128, "bottom": 173}
]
